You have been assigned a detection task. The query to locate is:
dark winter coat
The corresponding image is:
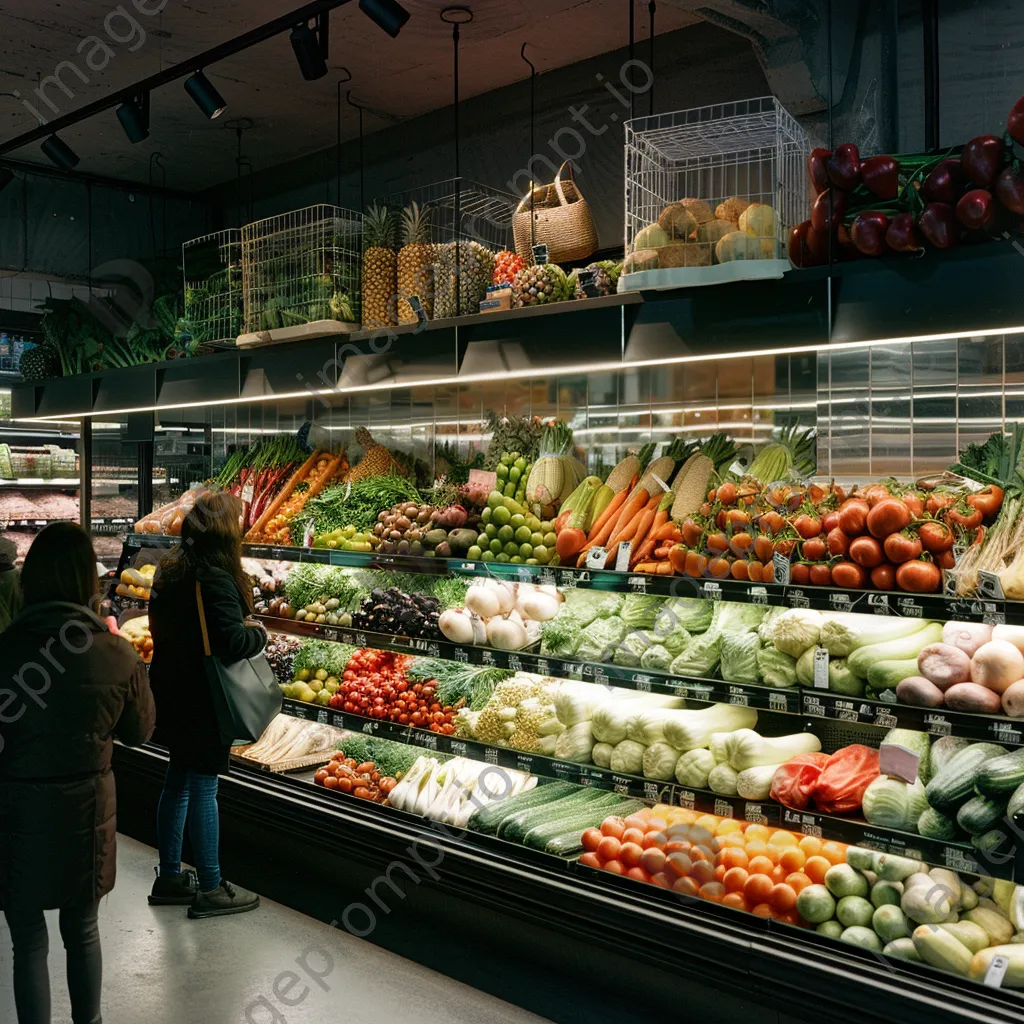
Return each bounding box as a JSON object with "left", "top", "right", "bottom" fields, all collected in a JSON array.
[
  {"left": 0, "top": 565, "right": 21, "bottom": 632},
  {"left": 0, "top": 602, "right": 155, "bottom": 912},
  {"left": 149, "top": 565, "right": 266, "bottom": 776}
]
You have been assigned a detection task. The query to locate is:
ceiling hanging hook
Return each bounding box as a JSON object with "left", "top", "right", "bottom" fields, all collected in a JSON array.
[
  {"left": 347, "top": 89, "right": 372, "bottom": 213},
  {"left": 442, "top": 6, "right": 472, "bottom": 315},
  {"left": 333, "top": 68, "right": 352, "bottom": 208},
  {"left": 148, "top": 152, "right": 166, "bottom": 258}
]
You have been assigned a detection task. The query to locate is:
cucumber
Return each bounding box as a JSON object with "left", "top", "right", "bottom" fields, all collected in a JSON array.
[
  {"left": 539, "top": 800, "right": 648, "bottom": 855},
  {"left": 957, "top": 793, "right": 1008, "bottom": 836},
  {"left": 917, "top": 806, "right": 960, "bottom": 841},
  {"left": 499, "top": 789, "right": 607, "bottom": 842},
  {"left": 1010, "top": 781, "right": 1024, "bottom": 819},
  {"left": 467, "top": 781, "right": 576, "bottom": 834},
  {"left": 925, "top": 742, "right": 1007, "bottom": 816},
  {"left": 977, "top": 747, "right": 1024, "bottom": 798},
  {"left": 523, "top": 797, "right": 642, "bottom": 851},
  {"left": 930, "top": 735, "right": 972, "bottom": 775}
]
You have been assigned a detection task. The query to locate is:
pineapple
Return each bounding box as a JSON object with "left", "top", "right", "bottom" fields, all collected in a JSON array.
[
  {"left": 434, "top": 240, "right": 495, "bottom": 318},
  {"left": 19, "top": 342, "right": 60, "bottom": 381},
  {"left": 511, "top": 263, "right": 570, "bottom": 307},
  {"left": 397, "top": 202, "right": 436, "bottom": 324},
  {"left": 361, "top": 204, "right": 397, "bottom": 329},
  {"left": 347, "top": 426, "right": 405, "bottom": 482}
]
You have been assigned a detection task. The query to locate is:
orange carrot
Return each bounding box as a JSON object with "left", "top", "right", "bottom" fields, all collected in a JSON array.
[
  {"left": 608, "top": 487, "right": 648, "bottom": 536},
  {"left": 653, "top": 544, "right": 674, "bottom": 559},
  {"left": 587, "top": 488, "right": 628, "bottom": 541},
  {"left": 654, "top": 521, "right": 682, "bottom": 542},
  {"left": 634, "top": 561, "right": 659, "bottom": 574},
  {"left": 656, "top": 561, "right": 675, "bottom": 575},
  {"left": 631, "top": 509, "right": 667, "bottom": 568},
  {"left": 578, "top": 487, "right": 650, "bottom": 563},
  {"left": 604, "top": 500, "right": 658, "bottom": 567}
]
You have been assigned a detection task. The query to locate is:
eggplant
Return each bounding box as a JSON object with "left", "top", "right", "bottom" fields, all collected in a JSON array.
[
  {"left": 808, "top": 147, "right": 832, "bottom": 194},
  {"left": 956, "top": 188, "right": 998, "bottom": 232},
  {"left": 1008, "top": 96, "right": 1024, "bottom": 147},
  {"left": 885, "top": 212, "right": 923, "bottom": 252},
  {"left": 860, "top": 155, "right": 900, "bottom": 200},
  {"left": 919, "top": 202, "right": 958, "bottom": 248},
  {"left": 811, "top": 188, "right": 847, "bottom": 231},
  {"left": 996, "top": 164, "right": 1024, "bottom": 215},
  {"left": 850, "top": 211, "right": 889, "bottom": 256},
  {"left": 922, "top": 158, "right": 964, "bottom": 204},
  {"left": 826, "top": 143, "right": 861, "bottom": 189},
  {"left": 961, "top": 135, "right": 1005, "bottom": 188}
]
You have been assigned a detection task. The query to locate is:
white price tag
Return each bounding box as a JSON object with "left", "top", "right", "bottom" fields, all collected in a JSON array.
[
  {"left": 984, "top": 954, "right": 1009, "bottom": 988},
  {"left": 813, "top": 647, "right": 829, "bottom": 689},
  {"left": 614, "top": 541, "right": 632, "bottom": 572},
  {"left": 241, "top": 483, "right": 255, "bottom": 504},
  {"left": 773, "top": 552, "right": 791, "bottom": 585},
  {"left": 879, "top": 743, "right": 920, "bottom": 783},
  {"left": 979, "top": 570, "right": 1005, "bottom": 600},
  {"left": 651, "top": 473, "right": 671, "bottom": 493},
  {"left": 585, "top": 547, "right": 607, "bottom": 570}
]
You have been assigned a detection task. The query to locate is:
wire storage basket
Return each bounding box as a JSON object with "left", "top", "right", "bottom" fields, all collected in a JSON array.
[
  {"left": 376, "top": 178, "right": 517, "bottom": 322},
  {"left": 181, "top": 230, "right": 243, "bottom": 348},
  {"left": 240, "top": 204, "right": 362, "bottom": 342},
  {"left": 622, "top": 96, "right": 808, "bottom": 290}
]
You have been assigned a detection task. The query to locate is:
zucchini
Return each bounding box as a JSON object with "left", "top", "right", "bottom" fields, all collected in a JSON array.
[
  {"left": 524, "top": 798, "right": 643, "bottom": 851},
  {"left": 1009, "top": 781, "right": 1024, "bottom": 819},
  {"left": 499, "top": 789, "right": 607, "bottom": 842},
  {"left": 977, "top": 747, "right": 1024, "bottom": 798},
  {"left": 883, "top": 727, "right": 932, "bottom": 784},
  {"left": 917, "top": 806, "right": 960, "bottom": 841},
  {"left": 930, "top": 735, "right": 972, "bottom": 775},
  {"left": 467, "top": 781, "right": 576, "bottom": 834},
  {"left": 925, "top": 742, "right": 1007, "bottom": 815},
  {"left": 847, "top": 622, "right": 941, "bottom": 678},
  {"left": 957, "top": 793, "right": 1008, "bottom": 836}
]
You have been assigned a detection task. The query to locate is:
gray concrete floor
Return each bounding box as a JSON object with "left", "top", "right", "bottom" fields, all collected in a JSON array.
[{"left": 0, "top": 834, "right": 552, "bottom": 1024}]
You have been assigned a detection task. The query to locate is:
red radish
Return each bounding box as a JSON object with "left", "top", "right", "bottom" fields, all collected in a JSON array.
[
  {"left": 860, "top": 154, "right": 900, "bottom": 199},
  {"left": 811, "top": 188, "right": 848, "bottom": 231},
  {"left": 956, "top": 188, "right": 998, "bottom": 232},
  {"left": 919, "top": 203, "right": 958, "bottom": 248},
  {"left": 788, "top": 221, "right": 814, "bottom": 267},
  {"left": 851, "top": 211, "right": 889, "bottom": 256},
  {"left": 995, "top": 165, "right": 1024, "bottom": 215},
  {"left": 1008, "top": 96, "right": 1024, "bottom": 146},
  {"left": 826, "top": 143, "right": 861, "bottom": 189},
  {"left": 922, "top": 158, "right": 964, "bottom": 204},
  {"left": 885, "top": 212, "right": 923, "bottom": 252},
  {"left": 808, "top": 148, "right": 832, "bottom": 194},
  {"left": 961, "top": 135, "right": 1005, "bottom": 188}
]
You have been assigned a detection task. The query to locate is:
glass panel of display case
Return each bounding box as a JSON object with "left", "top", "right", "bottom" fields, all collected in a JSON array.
[
  {"left": 911, "top": 337, "right": 958, "bottom": 475},
  {"left": 1002, "top": 331, "right": 1024, "bottom": 429},
  {"left": 869, "top": 343, "right": 914, "bottom": 481},
  {"left": 821, "top": 346, "right": 871, "bottom": 484},
  {"left": 957, "top": 334, "right": 1004, "bottom": 454}
]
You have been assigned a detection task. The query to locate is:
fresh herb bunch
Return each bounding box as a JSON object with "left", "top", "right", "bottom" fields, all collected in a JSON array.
[
  {"left": 284, "top": 564, "right": 370, "bottom": 615},
  {"left": 302, "top": 473, "right": 421, "bottom": 535},
  {"left": 405, "top": 658, "right": 511, "bottom": 710},
  {"left": 292, "top": 639, "right": 357, "bottom": 676},
  {"left": 334, "top": 735, "right": 436, "bottom": 777},
  {"left": 954, "top": 427, "right": 1024, "bottom": 491}
]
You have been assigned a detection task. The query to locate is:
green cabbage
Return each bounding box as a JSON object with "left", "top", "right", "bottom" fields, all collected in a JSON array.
[
  {"left": 862, "top": 776, "right": 930, "bottom": 832},
  {"left": 720, "top": 632, "right": 761, "bottom": 684},
  {"left": 669, "top": 632, "right": 723, "bottom": 678},
  {"left": 620, "top": 593, "right": 664, "bottom": 628},
  {"left": 613, "top": 630, "right": 658, "bottom": 667},
  {"left": 576, "top": 616, "right": 630, "bottom": 663},
  {"left": 757, "top": 643, "right": 799, "bottom": 688},
  {"left": 709, "top": 601, "right": 769, "bottom": 634},
  {"left": 640, "top": 644, "right": 675, "bottom": 671},
  {"left": 609, "top": 739, "right": 645, "bottom": 775},
  {"left": 655, "top": 597, "right": 712, "bottom": 636},
  {"left": 643, "top": 742, "right": 680, "bottom": 781}
]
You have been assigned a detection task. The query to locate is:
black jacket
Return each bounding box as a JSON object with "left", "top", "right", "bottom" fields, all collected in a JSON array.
[
  {"left": 149, "top": 565, "right": 266, "bottom": 775},
  {"left": 0, "top": 602, "right": 155, "bottom": 912}
]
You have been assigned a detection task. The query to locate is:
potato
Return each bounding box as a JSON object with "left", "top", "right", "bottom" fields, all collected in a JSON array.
[
  {"left": 943, "top": 682, "right": 1003, "bottom": 714},
  {"left": 895, "top": 675, "right": 945, "bottom": 708},
  {"left": 1001, "top": 678, "right": 1024, "bottom": 718}
]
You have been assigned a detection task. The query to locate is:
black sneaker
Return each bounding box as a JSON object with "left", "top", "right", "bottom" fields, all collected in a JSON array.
[
  {"left": 148, "top": 868, "right": 199, "bottom": 906},
  {"left": 187, "top": 881, "right": 260, "bottom": 919}
]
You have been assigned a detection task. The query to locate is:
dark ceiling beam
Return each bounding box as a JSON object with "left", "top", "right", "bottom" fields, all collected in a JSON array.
[
  {"left": 0, "top": 0, "right": 356, "bottom": 157},
  {"left": 1, "top": 157, "right": 200, "bottom": 201}
]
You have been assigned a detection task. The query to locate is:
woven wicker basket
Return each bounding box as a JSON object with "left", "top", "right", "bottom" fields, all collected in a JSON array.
[{"left": 513, "top": 162, "right": 598, "bottom": 264}]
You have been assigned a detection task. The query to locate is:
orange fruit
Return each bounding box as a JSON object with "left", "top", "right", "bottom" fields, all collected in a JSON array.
[
  {"left": 743, "top": 873, "right": 774, "bottom": 906},
  {"left": 718, "top": 848, "right": 749, "bottom": 871},
  {"left": 717, "top": 833, "right": 747, "bottom": 850},
  {"left": 804, "top": 855, "right": 831, "bottom": 884},
  {"left": 665, "top": 852, "right": 693, "bottom": 878},
  {"left": 623, "top": 814, "right": 648, "bottom": 831},
  {"left": 723, "top": 867, "right": 749, "bottom": 892},
  {"left": 622, "top": 828, "right": 646, "bottom": 847},
  {"left": 647, "top": 817, "right": 669, "bottom": 833},
  {"left": 744, "top": 839, "right": 768, "bottom": 859},
  {"left": 694, "top": 814, "right": 720, "bottom": 833},
  {"left": 771, "top": 864, "right": 789, "bottom": 884},
  {"left": 767, "top": 830, "right": 799, "bottom": 848},
  {"left": 715, "top": 818, "right": 744, "bottom": 835},
  {"left": 619, "top": 842, "right": 644, "bottom": 869},
  {"left": 672, "top": 876, "right": 699, "bottom": 897},
  {"left": 715, "top": 864, "right": 727, "bottom": 882},
  {"left": 642, "top": 831, "right": 667, "bottom": 850},
  {"left": 769, "top": 883, "right": 798, "bottom": 914},
  {"left": 750, "top": 902, "right": 775, "bottom": 918},
  {"left": 785, "top": 871, "right": 813, "bottom": 894},
  {"left": 779, "top": 848, "right": 807, "bottom": 873},
  {"left": 690, "top": 860, "right": 716, "bottom": 887},
  {"left": 799, "top": 834, "right": 823, "bottom": 857},
  {"left": 721, "top": 892, "right": 748, "bottom": 912},
  {"left": 745, "top": 823, "right": 771, "bottom": 843},
  {"left": 821, "top": 841, "right": 847, "bottom": 866},
  {"left": 626, "top": 866, "right": 651, "bottom": 884},
  {"left": 748, "top": 855, "right": 775, "bottom": 876},
  {"left": 699, "top": 881, "right": 726, "bottom": 903}
]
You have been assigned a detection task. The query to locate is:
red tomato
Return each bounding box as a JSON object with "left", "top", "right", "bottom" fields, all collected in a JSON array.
[
  {"left": 791, "top": 562, "right": 810, "bottom": 585},
  {"left": 809, "top": 563, "right": 832, "bottom": 586},
  {"left": 849, "top": 535, "right": 884, "bottom": 568},
  {"left": 901, "top": 493, "right": 924, "bottom": 516},
  {"left": 831, "top": 561, "right": 868, "bottom": 589},
  {"left": 896, "top": 560, "right": 942, "bottom": 593},
  {"left": 867, "top": 498, "right": 913, "bottom": 539},
  {"left": 946, "top": 505, "right": 984, "bottom": 530},
  {"left": 793, "top": 514, "right": 822, "bottom": 539},
  {"left": 802, "top": 537, "right": 827, "bottom": 562},
  {"left": 862, "top": 484, "right": 891, "bottom": 506},
  {"left": 926, "top": 493, "right": 953, "bottom": 515},
  {"left": 883, "top": 531, "right": 923, "bottom": 564},
  {"left": 826, "top": 527, "right": 850, "bottom": 558},
  {"left": 918, "top": 520, "right": 953, "bottom": 553},
  {"left": 837, "top": 499, "right": 870, "bottom": 535},
  {"left": 822, "top": 511, "right": 840, "bottom": 532},
  {"left": 966, "top": 485, "right": 1004, "bottom": 519},
  {"left": 934, "top": 549, "right": 956, "bottom": 569}
]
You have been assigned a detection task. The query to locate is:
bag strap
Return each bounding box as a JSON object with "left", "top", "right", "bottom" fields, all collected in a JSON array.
[
  {"left": 554, "top": 162, "right": 575, "bottom": 207},
  {"left": 195, "top": 579, "right": 212, "bottom": 657}
]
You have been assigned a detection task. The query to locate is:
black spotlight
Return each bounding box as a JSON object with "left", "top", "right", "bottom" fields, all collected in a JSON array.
[
  {"left": 184, "top": 71, "right": 227, "bottom": 119},
  {"left": 290, "top": 17, "right": 328, "bottom": 81},
  {"left": 117, "top": 92, "right": 150, "bottom": 143},
  {"left": 41, "top": 134, "right": 80, "bottom": 170},
  {"left": 359, "top": 0, "right": 410, "bottom": 37}
]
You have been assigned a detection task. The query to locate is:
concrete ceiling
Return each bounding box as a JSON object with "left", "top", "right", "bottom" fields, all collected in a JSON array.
[{"left": 0, "top": 0, "right": 697, "bottom": 191}]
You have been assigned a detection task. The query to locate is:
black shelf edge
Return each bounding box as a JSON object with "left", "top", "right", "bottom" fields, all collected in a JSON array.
[
  {"left": 125, "top": 534, "right": 1020, "bottom": 626},
  {"left": 277, "top": 698, "right": 1014, "bottom": 882}
]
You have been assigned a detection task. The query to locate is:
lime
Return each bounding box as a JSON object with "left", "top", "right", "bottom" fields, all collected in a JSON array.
[
  {"left": 495, "top": 463, "right": 509, "bottom": 480},
  {"left": 492, "top": 505, "right": 511, "bottom": 526},
  {"left": 530, "top": 531, "right": 544, "bottom": 547},
  {"left": 526, "top": 516, "right": 541, "bottom": 531},
  {"left": 508, "top": 513, "right": 524, "bottom": 529},
  {"left": 480, "top": 550, "right": 495, "bottom": 561},
  {"left": 502, "top": 496, "right": 521, "bottom": 512},
  {"left": 489, "top": 538, "right": 503, "bottom": 554},
  {"left": 487, "top": 491, "right": 505, "bottom": 510},
  {"left": 514, "top": 525, "right": 532, "bottom": 544},
  {"left": 503, "top": 481, "right": 516, "bottom": 497},
  {"left": 481, "top": 506, "right": 492, "bottom": 524},
  {"left": 467, "top": 545, "right": 482, "bottom": 560},
  {"left": 511, "top": 555, "right": 524, "bottom": 564},
  {"left": 519, "top": 543, "right": 533, "bottom": 559},
  {"left": 496, "top": 553, "right": 510, "bottom": 563},
  {"left": 508, "top": 466, "right": 521, "bottom": 483},
  {"left": 540, "top": 521, "right": 553, "bottom": 532},
  {"left": 533, "top": 545, "right": 549, "bottom": 564},
  {"left": 526, "top": 557, "right": 539, "bottom": 565},
  {"left": 504, "top": 541, "right": 520, "bottom": 557},
  {"left": 497, "top": 524, "right": 514, "bottom": 543},
  {"left": 485, "top": 523, "right": 497, "bottom": 539},
  {"left": 543, "top": 531, "right": 557, "bottom": 547},
  {"left": 514, "top": 457, "right": 527, "bottom": 472}
]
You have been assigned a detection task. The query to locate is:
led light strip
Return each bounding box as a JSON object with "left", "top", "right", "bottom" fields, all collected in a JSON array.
[{"left": 20, "top": 324, "right": 1024, "bottom": 422}]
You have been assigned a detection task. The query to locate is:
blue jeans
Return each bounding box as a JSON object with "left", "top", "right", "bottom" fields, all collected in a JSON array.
[
  {"left": 156, "top": 761, "right": 221, "bottom": 892},
  {"left": 3, "top": 900, "right": 102, "bottom": 1024}
]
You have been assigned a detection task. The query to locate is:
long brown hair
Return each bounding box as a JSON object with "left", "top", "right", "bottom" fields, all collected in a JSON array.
[
  {"left": 22, "top": 521, "right": 100, "bottom": 607},
  {"left": 156, "top": 491, "right": 253, "bottom": 612}
]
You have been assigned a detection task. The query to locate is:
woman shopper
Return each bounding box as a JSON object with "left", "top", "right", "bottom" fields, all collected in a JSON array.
[
  {"left": 0, "top": 535, "right": 23, "bottom": 630},
  {"left": 0, "top": 522, "right": 155, "bottom": 1024},
  {"left": 148, "top": 490, "right": 265, "bottom": 918}
]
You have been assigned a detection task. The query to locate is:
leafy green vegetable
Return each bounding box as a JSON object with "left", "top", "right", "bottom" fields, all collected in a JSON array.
[
  {"left": 301, "top": 472, "right": 421, "bottom": 534},
  {"left": 405, "top": 658, "right": 511, "bottom": 710},
  {"left": 293, "top": 639, "right": 356, "bottom": 676},
  {"left": 620, "top": 593, "right": 664, "bottom": 629}
]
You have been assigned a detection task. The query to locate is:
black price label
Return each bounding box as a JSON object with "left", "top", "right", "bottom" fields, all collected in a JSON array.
[
  {"left": 532, "top": 243, "right": 549, "bottom": 265},
  {"left": 577, "top": 268, "right": 600, "bottom": 297}
]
